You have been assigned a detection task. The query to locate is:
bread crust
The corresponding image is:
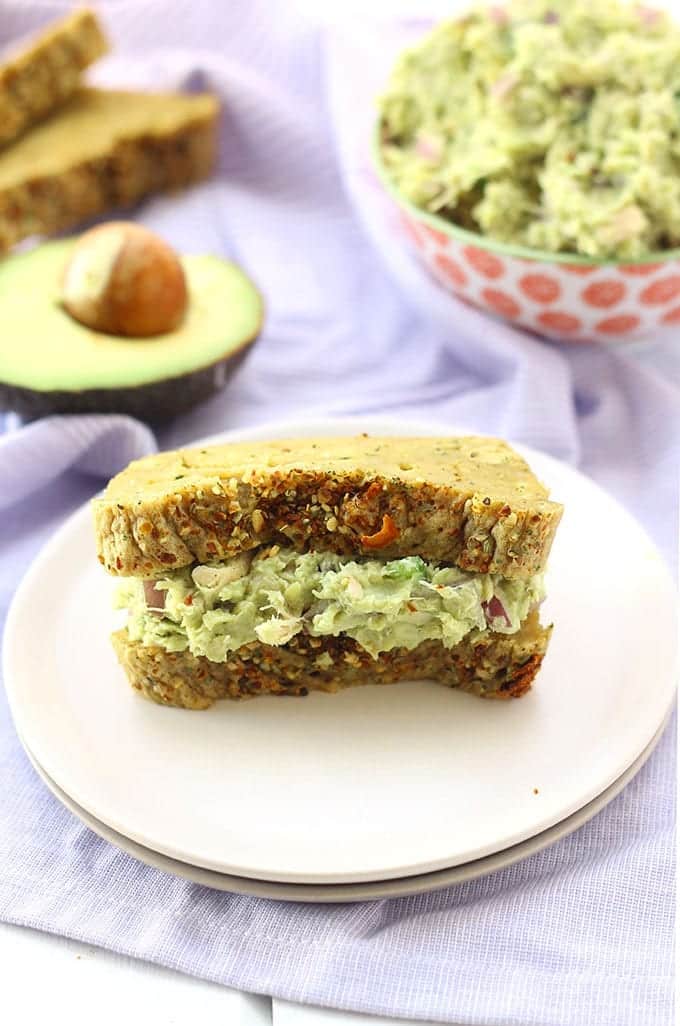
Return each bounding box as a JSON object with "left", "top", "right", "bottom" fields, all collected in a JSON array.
[
  {"left": 0, "top": 10, "right": 108, "bottom": 148},
  {"left": 94, "top": 435, "right": 563, "bottom": 580},
  {"left": 111, "top": 610, "right": 552, "bottom": 710},
  {"left": 0, "top": 88, "right": 218, "bottom": 251}
]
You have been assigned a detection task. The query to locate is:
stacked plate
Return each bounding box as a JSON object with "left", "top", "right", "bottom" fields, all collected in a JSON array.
[{"left": 4, "top": 417, "right": 677, "bottom": 902}]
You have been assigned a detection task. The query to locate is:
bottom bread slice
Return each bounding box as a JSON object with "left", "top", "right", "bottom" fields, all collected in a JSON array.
[{"left": 111, "top": 610, "right": 552, "bottom": 710}]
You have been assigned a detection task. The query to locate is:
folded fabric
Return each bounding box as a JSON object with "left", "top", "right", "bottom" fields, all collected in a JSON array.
[
  {"left": 0, "top": 416, "right": 155, "bottom": 511},
  {"left": 0, "top": 3, "right": 677, "bottom": 1025}
]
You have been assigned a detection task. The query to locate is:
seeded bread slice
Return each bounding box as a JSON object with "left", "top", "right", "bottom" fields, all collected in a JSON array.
[
  {"left": 0, "top": 87, "right": 218, "bottom": 251},
  {"left": 112, "top": 609, "right": 551, "bottom": 710},
  {"left": 0, "top": 9, "right": 108, "bottom": 149},
  {"left": 94, "top": 435, "right": 563, "bottom": 579}
]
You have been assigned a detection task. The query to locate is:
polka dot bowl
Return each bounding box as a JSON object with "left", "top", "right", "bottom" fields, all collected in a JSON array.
[{"left": 372, "top": 143, "right": 680, "bottom": 343}]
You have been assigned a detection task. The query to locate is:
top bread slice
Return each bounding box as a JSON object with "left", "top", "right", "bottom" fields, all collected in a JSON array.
[
  {"left": 94, "top": 435, "right": 563, "bottom": 580},
  {"left": 0, "top": 9, "right": 108, "bottom": 149}
]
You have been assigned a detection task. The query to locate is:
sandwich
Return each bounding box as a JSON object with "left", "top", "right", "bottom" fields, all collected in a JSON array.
[{"left": 94, "top": 435, "right": 563, "bottom": 709}]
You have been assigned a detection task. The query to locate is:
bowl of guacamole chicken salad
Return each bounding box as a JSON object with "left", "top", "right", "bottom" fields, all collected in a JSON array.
[{"left": 376, "top": 0, "right": 680, "bottom": 341}]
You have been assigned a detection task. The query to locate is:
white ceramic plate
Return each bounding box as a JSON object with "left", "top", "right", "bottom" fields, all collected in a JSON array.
[
  {"left": 3, "top": 416, "right": 677, "bottom": 884},
  {"left": 21, "top": 714, "right": 669, "bottom": 903}
]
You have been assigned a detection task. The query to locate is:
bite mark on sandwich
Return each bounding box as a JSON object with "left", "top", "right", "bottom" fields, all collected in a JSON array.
[{"left": 95, "top": 435, "right": 563, "bottom": 708}]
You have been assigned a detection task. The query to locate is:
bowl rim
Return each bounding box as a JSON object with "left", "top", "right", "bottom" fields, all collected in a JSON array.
[{"left": 370, "top": 124, "right": 680, "bottom": 268}]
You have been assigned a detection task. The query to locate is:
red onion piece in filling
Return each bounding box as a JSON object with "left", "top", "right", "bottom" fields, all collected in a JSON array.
[
  {"left": 636, "top": 5, "right": 661, "bottom": 27},
  {"left": 143, "top": 580, "right": 166, "bottom": 615},
  {"left": 483, "top": 595, "right": 512, "bottom": 628}
]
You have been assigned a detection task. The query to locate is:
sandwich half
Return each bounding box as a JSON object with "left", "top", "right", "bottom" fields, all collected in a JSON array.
[{"left": 94, "top": 435, "right": 563, "bottom": 709}]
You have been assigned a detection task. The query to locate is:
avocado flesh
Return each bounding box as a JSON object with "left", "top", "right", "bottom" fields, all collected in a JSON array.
[{"left": 0, "top": 239, "right": 262, "bottom": 402}]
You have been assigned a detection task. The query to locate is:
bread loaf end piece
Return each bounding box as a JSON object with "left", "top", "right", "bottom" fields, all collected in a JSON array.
[{"left": 0, "top": 9, "right": 108, "bottom": 148}]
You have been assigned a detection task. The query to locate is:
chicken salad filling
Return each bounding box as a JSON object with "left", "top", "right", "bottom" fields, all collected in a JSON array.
[{"left": 116, "top": 546, "right": 546, "bottom": 662}]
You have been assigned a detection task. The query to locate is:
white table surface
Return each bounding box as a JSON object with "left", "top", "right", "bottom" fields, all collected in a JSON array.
[{"left": 0, "top": 922, "right": 442, "bottom": 1026}]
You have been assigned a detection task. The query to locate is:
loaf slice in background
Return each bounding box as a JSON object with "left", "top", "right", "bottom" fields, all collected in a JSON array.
[
  {"left": 0, "top": 88, "right": 219, "bottom": 251},
  {"left": 0, "top": 9, "right": 108, "bottom": 148}
]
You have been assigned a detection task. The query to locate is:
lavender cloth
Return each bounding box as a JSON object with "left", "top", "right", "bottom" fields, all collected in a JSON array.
[{"left": 0, "top": 2, "right": 677, "bottom": 1023}]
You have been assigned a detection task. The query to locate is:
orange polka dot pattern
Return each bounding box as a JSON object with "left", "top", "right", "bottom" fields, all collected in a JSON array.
[
  {"left": 520, "top": 274, "right": 561, "bottom": 304},
  {"left": 595, "top": 315, "right": 640, "bottom": 334},
  {"left": 581, "top": 281, "right": 627, "bottom": 309},
  {"left": 463, "top": 246, "right": 505, "bottom": 279},
  {"left": 481, "top": 288, "right": 521, "bottom": 319},
  {"left": 397, "top": 208, "right": 680, "bottom": 342},
  {"left": 537, "top": 311, "right": 581, "bottom": 334}
]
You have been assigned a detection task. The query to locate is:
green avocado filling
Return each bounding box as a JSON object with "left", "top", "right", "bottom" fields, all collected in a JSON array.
[
  {"left": 117, "top": 547, "right": 545, "bottom": 662},
  {"left": 378, "top": 0, "right": 680, "bottom": 258}
]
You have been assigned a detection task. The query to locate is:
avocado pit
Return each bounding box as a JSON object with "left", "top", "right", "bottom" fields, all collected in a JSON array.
[{"left": 61, "top": 222, "right": 188, "bottom": 338}]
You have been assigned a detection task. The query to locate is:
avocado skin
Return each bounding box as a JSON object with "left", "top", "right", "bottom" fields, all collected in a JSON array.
[{"left": 0, "top": 340, "right": 254, "bottom": 422}]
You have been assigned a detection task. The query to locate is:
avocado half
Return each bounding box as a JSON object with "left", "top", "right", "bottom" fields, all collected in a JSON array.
[{"left": 0, "top": 239, "right": 263, "bottom": 420}]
